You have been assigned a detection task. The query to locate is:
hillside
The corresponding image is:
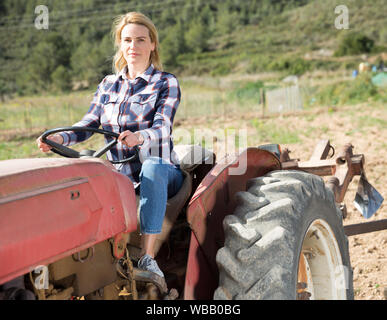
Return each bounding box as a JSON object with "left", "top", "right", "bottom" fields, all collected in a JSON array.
[
  {"left": 177, "top": 0, "right": 386, "bottom": 75},
  {"left": 0, "top": 0, "right": 385, "bottom": 97}
]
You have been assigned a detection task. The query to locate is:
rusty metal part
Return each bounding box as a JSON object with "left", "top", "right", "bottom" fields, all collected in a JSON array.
[
  {"left": 282, "top": 140, "right": 386, "bottom": 235},
  {"left": 344, "top": 219, "right": 387, "bottom": 236},
  {"left": 297, "top": 253, "right": 311, "bottom": 300},
  {"left": 112, "top": 232, "right": 130, "bottom": 259},
  {"left": 336, "top": 143, "right": 353, "bottom": 165},
  {"left": 115, "top": 250, "right": 138, "bottom": 300},
  {"left": 297, "top": 291, "right": 312, "bottom": 300},
  {"left": 72, "top": 247, "right": 94, "bottom": 263},
  {"left": 280, "top": 148, "right": 291, "bottom": 162},
  {"left": 164, "top": 288, "right": 179, "bottom": 300},
  {"left": 144, "top": 283, "right": 160, "bottom": 300},
  {"left": 281, "top": 140, "right": 364, "bottom": 203},
  {"left": 125, "top": 253, "right": 138, "bottom": 300},
  {"left": 339, "top": 203, "right": 347, "bottom": 219},
  {"left": 131, "top": 267, "right": 179, "bottom": 300},
  {"left": 46, "top": 287, "right": 74, "bottom": 300},
  {"left": 133, "top": 268, "right": 168, "bottom": 296},
  {"left": 310, "top": 139, "right": 333, "bottom": 161},
  {"left": 296, "top": 282, "right": 307, "bottom": 290},
  {"left": 49, "top": 240, "right": 117, "bottom": 297}
]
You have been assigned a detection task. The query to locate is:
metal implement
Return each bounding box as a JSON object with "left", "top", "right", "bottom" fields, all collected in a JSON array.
[
  {"left": 282, "top": 141, "right": 364, "bottom": 203},
  {"left": 133, "top": 268, "right": 168, "bottom": 295},
  {"left": 353, "top": 173, "right": 384, "bottom": 219},
  {"left": 281, "top": 140, "right": 385, "bottom": 236},
  {"left": 344, "top": 219, "right": 387, "bottom": 236}
]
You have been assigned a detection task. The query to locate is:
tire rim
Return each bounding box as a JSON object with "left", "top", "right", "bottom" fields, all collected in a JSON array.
[{"left": 297, "top": 219, "right": 347, "bottom": 300}]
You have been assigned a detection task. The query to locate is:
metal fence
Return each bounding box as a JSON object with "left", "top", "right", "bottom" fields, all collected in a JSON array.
[
  {"left": 0, "top": 83, "right": 306, "bottom": 134},
  {"left": 264, "top": 85, "right": 303, "bottom": 115}
]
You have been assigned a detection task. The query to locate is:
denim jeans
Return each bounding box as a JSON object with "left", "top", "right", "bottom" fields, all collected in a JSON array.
[{"left": 138, "top": 157, "right": 184, "bottom": 234}]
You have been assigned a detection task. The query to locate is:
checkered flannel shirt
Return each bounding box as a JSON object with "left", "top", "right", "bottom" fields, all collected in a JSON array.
[{"left": 59, "top": 64, "right": 181, "bottom": 186}]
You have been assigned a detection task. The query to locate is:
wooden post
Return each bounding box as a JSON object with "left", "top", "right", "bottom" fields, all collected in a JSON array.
[
  {"left": 260, "top": 88, "right": 266, "bottom": 118},
  {"left": 24, "top": 102, "right": 32, "bottom": 133}
]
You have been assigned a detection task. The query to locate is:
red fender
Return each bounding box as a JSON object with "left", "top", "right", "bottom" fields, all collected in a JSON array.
[{"left": 184, "top": 148, "right": 281, "bottom": 299}]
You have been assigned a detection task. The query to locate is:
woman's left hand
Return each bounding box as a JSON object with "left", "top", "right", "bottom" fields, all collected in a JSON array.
[{"left": 118, "top": 130, "right": 144, "bottom": 148}]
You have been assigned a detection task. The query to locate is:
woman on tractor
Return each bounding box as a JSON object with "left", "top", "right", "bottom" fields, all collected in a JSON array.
[{"left": 37, "top": 12, "right": 183, "bottom": 279}]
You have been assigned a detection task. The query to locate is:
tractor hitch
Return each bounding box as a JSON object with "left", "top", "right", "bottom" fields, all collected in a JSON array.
[{"left": 280, "top": 140, "right": 384, "bottom": 236}]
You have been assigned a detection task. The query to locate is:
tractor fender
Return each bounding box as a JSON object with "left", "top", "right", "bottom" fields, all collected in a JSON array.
[{"left": 183, "top": 147, "right": 281, "bottom": 299}]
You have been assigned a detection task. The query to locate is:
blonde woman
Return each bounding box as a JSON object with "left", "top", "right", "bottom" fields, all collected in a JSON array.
[{"left": 37, "top": 12, "right": 183, "bottom": 278}]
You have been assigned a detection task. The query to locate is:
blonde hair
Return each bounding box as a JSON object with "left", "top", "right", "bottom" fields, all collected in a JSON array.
[{"left": 112, "top": 12, "right": 162, "bottom": 73}]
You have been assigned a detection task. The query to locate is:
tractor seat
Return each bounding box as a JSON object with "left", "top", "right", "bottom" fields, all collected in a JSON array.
[{"left": 126, "top": 145, "right": 214, "bottom": 258}]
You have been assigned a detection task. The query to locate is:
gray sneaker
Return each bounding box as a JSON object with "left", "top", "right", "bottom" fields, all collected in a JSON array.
[{"left": 138, "top": 254, "right": 164, "bottom": 278}]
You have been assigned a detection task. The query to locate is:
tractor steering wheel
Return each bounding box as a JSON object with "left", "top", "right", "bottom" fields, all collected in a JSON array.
[{"left": 41, "top": 126, "right": 139, "bottom": 164}]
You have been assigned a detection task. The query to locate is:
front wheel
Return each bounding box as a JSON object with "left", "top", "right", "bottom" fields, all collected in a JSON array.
[{"left": 214, "top": 170, "right": 353, "bottom": 300}]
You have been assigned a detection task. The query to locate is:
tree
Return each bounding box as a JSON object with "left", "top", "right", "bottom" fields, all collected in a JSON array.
[
  {"left": 71, "top": 34, "right": 113, "bottom": 87},
  {"left": 71, "top": 42, "right": 100, "bottom": 85},
  {"left": 51, "top": 65, "right": 71, "bottom": 92},
  {"left": 184, "top": 19, "right": 210, "bottom": 53},
  {"left": 216, "top": 5, "right": 239, "bottom": 36},
  {"left": 160, "top": 21, "right": 187, "bottom": 67},
  {"left": 25, "top": 41, "right": 57, "bottom": 90},
  {"left": 24, "top": 32, "right": 71, "bottom": 92}
]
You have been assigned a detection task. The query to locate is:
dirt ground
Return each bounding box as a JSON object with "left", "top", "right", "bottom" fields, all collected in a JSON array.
[{"left": 177, "top": 100, "right": 387, "bottom": 300}]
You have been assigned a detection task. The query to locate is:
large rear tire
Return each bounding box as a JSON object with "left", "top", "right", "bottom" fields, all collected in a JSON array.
[{"left": 214, "top": 170, "right": 353, "bottom": 300}]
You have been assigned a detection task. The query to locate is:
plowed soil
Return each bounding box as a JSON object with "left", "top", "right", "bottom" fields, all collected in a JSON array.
[{"left": 176, "top": 100, "right": 387, "bottom": 300}]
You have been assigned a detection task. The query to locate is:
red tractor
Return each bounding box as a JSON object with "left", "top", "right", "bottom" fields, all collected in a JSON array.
[{"left": 0, "top": 127, "right": 384, "bottom": 300}]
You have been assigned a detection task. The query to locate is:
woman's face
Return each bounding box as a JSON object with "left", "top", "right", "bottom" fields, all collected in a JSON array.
[{"left": 120, "top": 23, "right": 155, "bottom": 68}]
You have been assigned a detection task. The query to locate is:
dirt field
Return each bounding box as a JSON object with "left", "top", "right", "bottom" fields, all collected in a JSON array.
[{"left": 176, "top": 100, "right": 387, "bottom": 300}]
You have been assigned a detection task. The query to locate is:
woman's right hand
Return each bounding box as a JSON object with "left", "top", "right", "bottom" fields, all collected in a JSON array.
[{"left": 36, "top": 134, "right": 64, "bottom": 153}]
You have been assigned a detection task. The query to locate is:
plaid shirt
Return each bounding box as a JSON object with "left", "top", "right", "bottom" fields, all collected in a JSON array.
[{"left": 60, "top": 64, "right": 181, "bottom": 186}]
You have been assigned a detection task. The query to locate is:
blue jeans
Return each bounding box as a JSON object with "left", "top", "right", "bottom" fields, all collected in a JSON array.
[{"left": 139, "top": 157, "right": 184, "bottom": 234}]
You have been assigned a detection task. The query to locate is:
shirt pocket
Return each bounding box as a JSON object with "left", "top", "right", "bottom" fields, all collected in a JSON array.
[
  {"left": 100, "top": 93, "right": 120, "bottom": 125},
  {"left": 100, "top": 93, "right": 119, "bottom": 105},
  {"left": 129, "top": 93, "right": 158, "bottom": 121}
]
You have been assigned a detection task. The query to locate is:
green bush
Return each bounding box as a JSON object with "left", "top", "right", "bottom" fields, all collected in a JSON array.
[
  {"left": 268, "top": 57, "right": 311, "bottom": 75},
  {"left": 210, "top": 64, "right": 231, "bottom": 76},
  {"left": 315, "top": 73, "right": 378, "bottom": 106},
  {"left": 228, "top": 80, "right": 265, "bottom": 103},
  {"left": 334, "top": 32, "right": 375, "bottom": 57}
]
